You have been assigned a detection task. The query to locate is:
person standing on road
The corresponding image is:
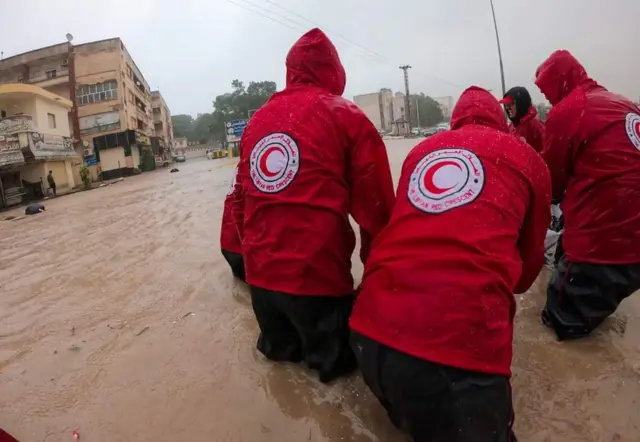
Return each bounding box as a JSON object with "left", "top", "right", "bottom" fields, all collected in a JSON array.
[
  {"left": 535, "top": 50, "right": 640, "bottom": 340},
  {"left": 499, "top": 86, "right": 545, "bottom": 152},
  {"left": 47, "top": 170, "right": 56, "bottom": 197},
  {"left": 349, "top": 86, "right": 551, "bottom": 442},
  {"left": 232, "top": 28, "right": 395, "bottom": 383},
  {"left": 220, "top": 166, "right": 245, "bottom": 282}
]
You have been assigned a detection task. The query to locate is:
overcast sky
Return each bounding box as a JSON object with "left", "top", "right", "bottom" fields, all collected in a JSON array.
[{"left": 2, "top": 0, "right": 639, "bottom": 115}]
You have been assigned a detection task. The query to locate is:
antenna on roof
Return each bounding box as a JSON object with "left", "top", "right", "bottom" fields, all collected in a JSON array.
[{"left": 66, "top": 33, "right": 74, "bottom": 43}]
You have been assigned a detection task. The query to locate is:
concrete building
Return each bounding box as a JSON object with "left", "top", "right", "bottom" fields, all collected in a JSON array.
[
  {"left": 0, "top": 84, "right": 77, "bottom": 207},
  {"left": 174, "top": 137, "right": 187, "bottom": 155},
  {"left": 0, "top": 38, "right": 155, "bottom": 180},
  {"left": 433, "top": 96, "right": 455, "bottom": 117},
  {"left": 353, "top": 89, "right": 407, "bottom": 133},
  {"left": 151, "top": 91, "right": 174, "bottom": 162}
]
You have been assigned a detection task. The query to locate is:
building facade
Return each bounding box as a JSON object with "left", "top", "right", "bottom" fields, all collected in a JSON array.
[
  {"left": 0, "top": 84, "right": 77, "bottom": 207},
  {"left": 353, "top": 89, "right": 407, "bottom": 133},
  {"left": 174, "top": 137, "right": 187, "bottom": 155},
  {"left": 433, "top": 96, "right": 454, "bottom": 117},
  {"left": 151, "top": 90, "right": 174, "bottom": 161},
  {"left": 0, "top": 38, "right": 156, "bottom": 180}
]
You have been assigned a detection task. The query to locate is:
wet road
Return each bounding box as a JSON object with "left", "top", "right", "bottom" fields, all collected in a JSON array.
[{"left": 0, "top": 139, "right": 639, "bottom": 441}]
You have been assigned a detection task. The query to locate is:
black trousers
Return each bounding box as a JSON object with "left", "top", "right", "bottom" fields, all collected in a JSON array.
[
  {"left": 350, "top": 332, "right": 516, "bottom": 442},
  {"left": 221, "top": 249, "right": 245, "bottom": 282},
  {"left": 250, "top": 286, "right": 357, "bottom": 383},
  {"left": 543, "top": 257, "right": 640, "bottom": 340}
]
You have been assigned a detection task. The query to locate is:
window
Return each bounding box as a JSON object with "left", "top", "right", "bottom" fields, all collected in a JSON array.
[
  {"left": 129, "top": 91, "right": 135, "bottom": 103},
  {"left": 131, "top": 117, "right": 137, "bottom": 129},
  {"left": 126, "top": 64, "right": 133, "bottom": 79},
  {"left": 46, "top": 69, "right": 57, "bottom": 79},
  {"left": 47, "top": 113, "right": 56, "bottom": 129},
  {"left": 76, "top": 80, "right": 118, "bottom": 106}
]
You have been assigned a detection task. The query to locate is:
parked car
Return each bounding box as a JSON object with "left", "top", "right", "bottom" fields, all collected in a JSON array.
[
  {"left": 155, "top": 155, "right": 171, "bottom": 168},
  {"left": 435, "top": 122, "right": 450, "bottom": 132},
  {"left": 176, "top": 155, "right": 186, "bottom": 163},
  {"left": 422, "top": 127, "right": 437, "bottom": 137}
]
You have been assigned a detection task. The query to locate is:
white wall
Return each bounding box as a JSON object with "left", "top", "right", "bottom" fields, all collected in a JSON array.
[
  {"left": 47, "top": 160, "right": 69, "bottom": 189},
  {"left": 21, "top": 162, "right": 47, "bottom": 184},
  {"left": 131, "top": 146, "right": 140, "bottom": 168},
  {"left": 100, "top": 146, "right": 126, "bottom": 171},
  {"left": 34, "top": 97, "right": 71, "bottom": 137}
]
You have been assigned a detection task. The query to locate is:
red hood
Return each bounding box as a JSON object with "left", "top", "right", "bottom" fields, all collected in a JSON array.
[
  {"left": 535, "top": 50, "right": 593, "bottom": 105},
  {"left": 285, "top": 28, "right": 346, "bottom": 96},
  {"left": 450, "top": 86, "right": 508, "bottom": 133}
]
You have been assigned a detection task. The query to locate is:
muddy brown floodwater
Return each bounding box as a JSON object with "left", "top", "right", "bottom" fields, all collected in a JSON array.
[{"left": 0, "top": 139, "right": 639, "bottom": 442}]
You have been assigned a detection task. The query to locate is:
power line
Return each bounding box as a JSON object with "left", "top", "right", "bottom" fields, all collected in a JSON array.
[
  {"left": 226, "top": 0, "right": 307, "bottom": 34},
  {"left": 262, "top": 0, "right": 390, "bottom": 63},
  {"left": 227, "top": 0, "right": 466, "bottom": 90},
  {"left": 228, "top": 0, "right": 389, "bottom": 65}
]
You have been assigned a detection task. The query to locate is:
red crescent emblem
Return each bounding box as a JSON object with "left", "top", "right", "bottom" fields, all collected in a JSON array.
[
  {"left": 635, "top": 121, "right": 640, "bottom": 137},
  {"left": 259, "top": 146, "right": 283, "bottom": 177},
  {"left": 423, "top": 160, "right": 462, "bottom": 194}
]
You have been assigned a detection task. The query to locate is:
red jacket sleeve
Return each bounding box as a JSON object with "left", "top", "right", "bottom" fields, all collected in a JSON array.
[
  {"left": 231, "top": 143, "right": 247, "bottom": 245},
  {"left": 540, "top": 98, "right": 583, "bottom": 200},
  {"left": 514, "top": 158, "right": 551, "bottom": 294},
  {"left": 342, "top": 105, "right": 395, "bottom": 264},
  {"left": 519, "top": 119, "right": 545, "bottom": 153}
]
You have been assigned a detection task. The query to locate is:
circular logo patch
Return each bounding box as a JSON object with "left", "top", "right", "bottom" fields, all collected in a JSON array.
[
  {"left": 407, "top": 148, "right": 485, "bottom": 214},
  {"left": 250, "top": 133, "right": 300, "bottom": 193},
  {"left": 625, "top": 113, "right": 640, "bottom": 151},
  {"left": 227, "top": 166, "right": 238, "bottom": 196}
]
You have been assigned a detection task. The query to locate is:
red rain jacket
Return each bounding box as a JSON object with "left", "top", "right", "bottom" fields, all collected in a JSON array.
[
  {"left": 510, "top": 106, "right": 545, "bottom": 153},
  {"left": 220, "top": 166, "right": 242, "bottom": 254},
  {"left": 536, "top": 50, "right": 640, "bottom": 264},
  {"left": 350, "top": 87, "right": 551, "bottom": 376},
  {"left": 232, "top": 28, "right": 395, "bottom": 296}
]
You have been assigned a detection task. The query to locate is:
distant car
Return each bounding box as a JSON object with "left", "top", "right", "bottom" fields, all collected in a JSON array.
[
  {"left": 176, "top": 155, "right": 186, "bottom": 163},
  {"left": 422, "top": 127, "right": 437, "bottom": 137},
  {"left": 435, "top": 123, "right": 450, "bottom": 132},
  {"left": 155, "top": 156, "right": 170, "bottom": 168},
  {"left": 411, "top": 128, "right": 422, "bottom": 136}
]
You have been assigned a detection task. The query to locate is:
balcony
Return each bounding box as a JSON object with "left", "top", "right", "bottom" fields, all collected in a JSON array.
[{"left": 27, "top": 69, "right": 70, "bottom": 88}]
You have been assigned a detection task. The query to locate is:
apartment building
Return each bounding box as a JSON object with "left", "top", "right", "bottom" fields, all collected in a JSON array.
[
  {"left": 0, "top": 38, "right": 155, "bottom": 180},
  {"left": 0, "top": 84, "right": 76, "bottom": 208},
  {"left": 151, "top": 90, "right": 174, "bottom": 159},
  {"left": 433, "top": 96, "right": 454, "bottom": 117},
  {"left": 353, "top": 89, "right": 407, "bottom": 133}
]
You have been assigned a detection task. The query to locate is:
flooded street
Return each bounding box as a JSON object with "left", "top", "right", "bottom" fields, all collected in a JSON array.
[{"left": 1, "top": 139, "right": 639, "bottom": 442}]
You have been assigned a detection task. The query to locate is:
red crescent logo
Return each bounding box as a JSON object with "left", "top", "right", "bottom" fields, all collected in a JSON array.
[
  {"left": 423, "top": 160, "right": 462, "bottom": 194},
  {"left": 635, "top": 121, "right": 640, "bottom": 138},
  {"left": 259, "top": 146, "right": 283, "bottom": 178}
]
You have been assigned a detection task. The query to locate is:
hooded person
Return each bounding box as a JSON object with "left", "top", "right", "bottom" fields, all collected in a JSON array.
[
  {"left": 349, "top": 86, "right": 551, "bottom": 442},
  {"left": 231, "top": 28, "right": 395, "bottom": 383},
  {"left": 535, "top": 50, "right": 640, "bottom": 341},
  {"left": 499, "top": 86, "right": 545, "bottom": 152},
  {"left": 220, "top": 166, "right": 245, "bottom": 282}
]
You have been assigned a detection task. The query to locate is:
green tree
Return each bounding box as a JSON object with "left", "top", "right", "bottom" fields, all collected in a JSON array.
[
  {"left": 210, "top": 80, "right": 277, "bottom": 143},
  {"left": 189, "top": 113, "right": 217, "bottom": 144},
  {"left": 171, "top": 114, "right": 194, "bottom": 138},
  {"left": 408, "top": 94, "right": 444, "bottom": 128}
]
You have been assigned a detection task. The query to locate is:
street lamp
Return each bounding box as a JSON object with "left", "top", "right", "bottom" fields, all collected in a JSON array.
[{"left": 489, "top": 0, "right": 506, "bottom": 97}]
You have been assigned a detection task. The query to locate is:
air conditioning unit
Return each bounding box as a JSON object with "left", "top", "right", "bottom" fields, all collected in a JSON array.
[{"left": 61, "top": 58, "right": 69, "bottom": 67}]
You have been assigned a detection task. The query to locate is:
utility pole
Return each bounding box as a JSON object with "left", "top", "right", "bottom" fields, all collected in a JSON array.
[
  {"left": 415, "top": 96, "right": 421, "bottom": 129},
  {"left": 489, "top": 0, "right": 506, "bottom": 96},
  {"left": 399, "top": 65, "right": 412, "bottom": 132}
]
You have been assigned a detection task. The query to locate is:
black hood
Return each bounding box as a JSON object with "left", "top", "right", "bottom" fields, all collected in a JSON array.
[{"left": 503, "top": 86, "right": 532, "bottom": 125}]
